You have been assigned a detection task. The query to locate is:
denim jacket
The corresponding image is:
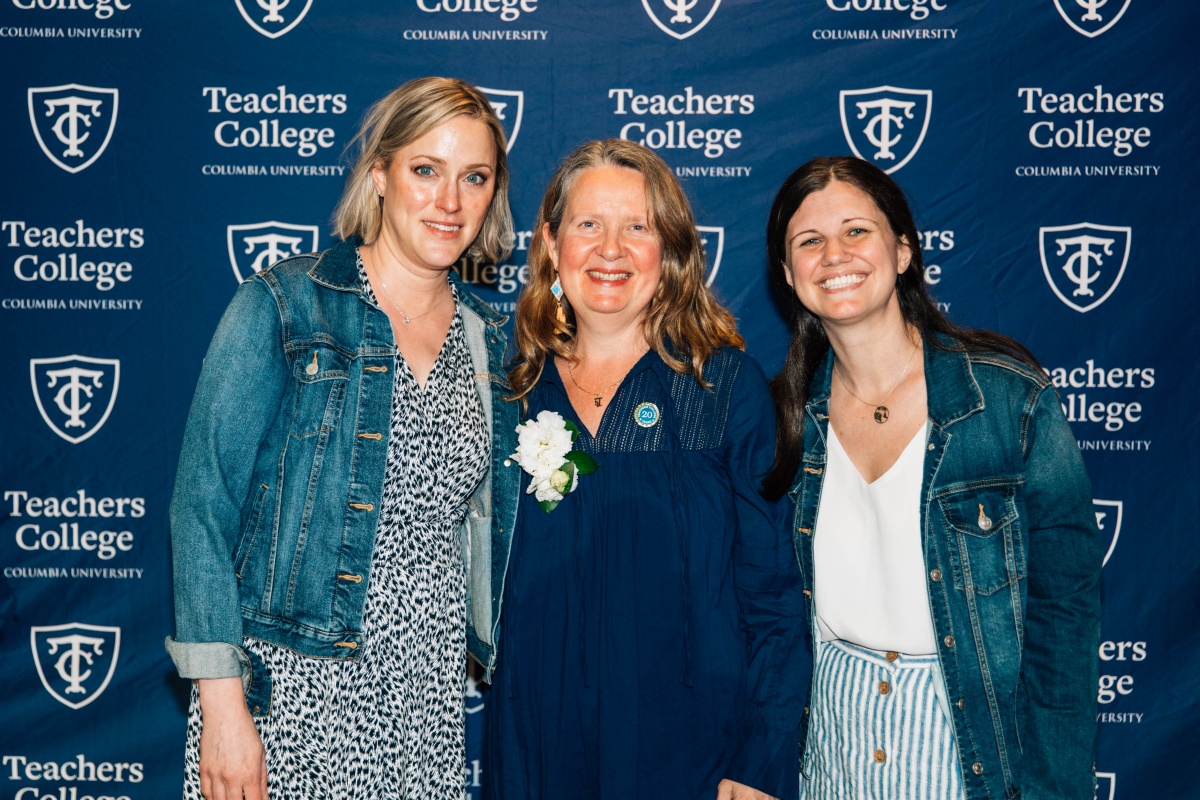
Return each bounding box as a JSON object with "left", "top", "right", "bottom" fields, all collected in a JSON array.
[
  {"left": 165, "top": 238, "right": 519, "bottom": 714},
  {"left": 789, "top": 335, "right": 1101, "bottom": 800}
]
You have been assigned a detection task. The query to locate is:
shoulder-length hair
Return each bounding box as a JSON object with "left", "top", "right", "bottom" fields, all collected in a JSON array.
[
  {"left": 332, "top": 76, "right": 514, "bottom": 263},
  {"left": 762, "top": 156, "right": 1040, "bottom": 500},
  {"left": 508, "top": 139, "right": 743, "bottom": 404}
]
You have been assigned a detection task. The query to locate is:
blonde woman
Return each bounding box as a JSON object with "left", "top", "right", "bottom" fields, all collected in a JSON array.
[
  {"left": 486, "top": 140, "right": 806, "bottom": 800},
  {"left": 166, "top": 77, "right": 519, "bottom": 800}
]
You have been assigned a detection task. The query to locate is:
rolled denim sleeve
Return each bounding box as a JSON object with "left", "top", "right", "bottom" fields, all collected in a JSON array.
[
  {"left": 167, "top": 276, "right": 288, "bottom": 679},
  {"left": 1018, "top": 385, "right": 1103, "bottom": 800},
  {"left": 722, "top": 358, "right": 807, "bottom": 800}
]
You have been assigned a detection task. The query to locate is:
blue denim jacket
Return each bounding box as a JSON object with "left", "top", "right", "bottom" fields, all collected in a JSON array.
[
  {"left": 165, "top": 238, "right": 520, "bottom": 713},
  {"left": 789, "top": 336, "right": 1101, "bottom": 800}
]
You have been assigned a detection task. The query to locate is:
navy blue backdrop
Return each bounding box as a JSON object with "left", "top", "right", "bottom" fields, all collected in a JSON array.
[{"left": 2, "top": 2, "right": 1197, "bottom": 799}]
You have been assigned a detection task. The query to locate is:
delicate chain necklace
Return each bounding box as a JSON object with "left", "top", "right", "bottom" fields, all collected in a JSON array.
[
  {"left": 378, "top": 273, "right": 451, "bottom": 324},
  {"left": 566, "top": 350, "right": 647, "bottom": 407},
  {"left": 364, "top": 243, "right": 452, "bottom": 324},
  {"left": 835, "top": 344, "right": 919, "bottom": 424}
]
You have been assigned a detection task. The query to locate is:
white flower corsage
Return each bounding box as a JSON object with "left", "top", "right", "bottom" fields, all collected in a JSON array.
[{"left": 510, "top": 410, "right": 599, "bottom": 512}]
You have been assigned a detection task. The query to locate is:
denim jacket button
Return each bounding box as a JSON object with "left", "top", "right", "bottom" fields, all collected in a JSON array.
[
  {"left": 930, "top": 568, "right": 943, "bottom": 582},
  {"left": 971, "top": 761, "right": 983, "bottom": 775},
  {"left": 957, "top": 698, "right": 965, "bottom": 711},
  {"left": 944, "top": 635, "right": 955, "bottom": 648}
]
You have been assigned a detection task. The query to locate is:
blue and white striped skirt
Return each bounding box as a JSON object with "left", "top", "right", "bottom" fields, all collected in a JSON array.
[{"left": 799, "top": 639, "right": 966, "bottom": 800}]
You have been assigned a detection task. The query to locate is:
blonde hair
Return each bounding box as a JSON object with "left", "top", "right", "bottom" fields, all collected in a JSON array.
[
  {"left": 333, "top": 77, "right": 514, "bottom": 263},
  {"left": 509, "top": 139, "right": 743, "bottom": 403}
]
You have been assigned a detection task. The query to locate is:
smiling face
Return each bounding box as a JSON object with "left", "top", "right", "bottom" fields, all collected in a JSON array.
[
  {"left": 370, "top": 114, "right": 496, "bottom": 275},
  {"left": 782, "top": 179, "right": 912, "bottom": 330},
  {"left": 544, "top": 165, "right": 663, "bottom": 330}
]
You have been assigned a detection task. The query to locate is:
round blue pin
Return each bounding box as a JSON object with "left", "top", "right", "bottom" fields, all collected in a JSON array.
[{"left": 634, "top": 402, "right": 660, "bottom": 428}]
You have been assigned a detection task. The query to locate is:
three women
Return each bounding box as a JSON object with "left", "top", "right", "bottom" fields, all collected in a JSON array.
[{"left": 169, "top": 74, "right": 1100, "bottom": 799}]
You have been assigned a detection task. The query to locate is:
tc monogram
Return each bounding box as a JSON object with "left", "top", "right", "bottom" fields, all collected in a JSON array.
[
  {"left": 31, "top": 623, "right": 122, "bottom": 710},
  {"left": 854, "top": 98, "right": 916, "bottom": 161},
  {"left": 27, "top": 84, "right": 119, "bottom": 173},
  {"left": 30, "top": 355, "right": 121, "bottom": 444},
  {"left": 235, "top": 0, "right": 314, "bottom": 38},
  {"left": 1039, "top": 223, "right": 1131, "bottom": 313},
  {"left": 227, "top": 221, "right": 320, "bottom": 283},
  {"left": 1053, "top": 0, "right": 1131, "bottom": 37},
  {"left": 839, "top": 86, "right": 932, "bottom": 175},
  {"left": 641, "top": 0, "right": 721, "bottom": 39}
]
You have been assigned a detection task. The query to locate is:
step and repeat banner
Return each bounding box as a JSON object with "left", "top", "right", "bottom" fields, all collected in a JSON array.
[{"left": 1, "top": 1, "right": 1197, "bottom": 798}]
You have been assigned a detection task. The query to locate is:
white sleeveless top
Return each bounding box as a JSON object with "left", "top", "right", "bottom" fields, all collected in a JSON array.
[{"left": 814, "top": 421, "right": 937, "bottom": 655}]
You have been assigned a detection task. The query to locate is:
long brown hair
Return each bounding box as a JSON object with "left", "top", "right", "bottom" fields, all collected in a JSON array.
[
  {"left": 508, "top": 139, "right": 743, "bottom": 403},
  {"left": 762, "top": 157, "right": 1040, "bottom": 500}
]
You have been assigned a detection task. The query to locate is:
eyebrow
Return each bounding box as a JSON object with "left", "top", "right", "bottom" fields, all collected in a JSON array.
[
  {"left": 788, "top": 217, "right": 875, "bottom": 241},
  {"left": 408, "top": 154, "right": 493, "bottom": 170}
]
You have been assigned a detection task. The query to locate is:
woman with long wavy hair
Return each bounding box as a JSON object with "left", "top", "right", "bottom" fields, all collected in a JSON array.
[{"left": 485, "top": 139, "right": 806, "bottom": 800}]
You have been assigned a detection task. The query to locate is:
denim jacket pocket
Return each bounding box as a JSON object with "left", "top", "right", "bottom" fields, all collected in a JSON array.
[
  {"left": 289, "top": 342, "right": 351, "bottom": 439},
  {"left": 937, "top": 477, "right": 1026, "bottom": 595},
  {"left": 232, "top": 480, "right": 271, "bottom": 580}
]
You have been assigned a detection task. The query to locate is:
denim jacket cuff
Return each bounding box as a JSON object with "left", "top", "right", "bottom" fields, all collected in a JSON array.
[{"left": 164, "top": 636, "right": 250, "bottom": 690}]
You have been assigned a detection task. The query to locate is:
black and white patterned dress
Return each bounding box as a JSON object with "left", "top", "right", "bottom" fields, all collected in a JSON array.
[{"left": 183, "top": 262, "right": 489, "bottom": 799}]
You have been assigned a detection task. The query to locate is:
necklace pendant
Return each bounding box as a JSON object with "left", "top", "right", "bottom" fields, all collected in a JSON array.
[
  {"left": 593, "top": 396, "right": 602, "bottom": 407},
  {"left": 401, "top": 314, "right": 412, "bottom": 324},
  {"left": 874, "top": 405, "right": 889, "bottom": 424}
]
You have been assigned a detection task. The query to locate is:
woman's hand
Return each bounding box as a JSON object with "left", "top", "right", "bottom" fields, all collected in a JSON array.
[
  {"left": 716, "top": 778, "right": 778, "bottom": 800},
  {"left": 197, "top": 677, "right": 269, "bottom": 800}
]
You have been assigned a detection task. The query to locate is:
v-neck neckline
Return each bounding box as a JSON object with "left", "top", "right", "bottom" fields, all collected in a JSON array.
[
  {"left": 827, "top": 421, "right": 927, "bottom": 488},
  {"left": 548, "top": 349, "right": 657, "bottom": 439}
]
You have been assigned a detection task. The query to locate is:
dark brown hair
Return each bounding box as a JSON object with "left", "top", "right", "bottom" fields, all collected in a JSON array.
[{"left": 762, "top": 157, "right": 1040, "bottom": 500}]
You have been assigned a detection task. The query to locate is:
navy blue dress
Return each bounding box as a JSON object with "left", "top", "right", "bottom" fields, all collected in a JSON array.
[{"left": 486, "top": 348, "right": 806, "bottom": 800}]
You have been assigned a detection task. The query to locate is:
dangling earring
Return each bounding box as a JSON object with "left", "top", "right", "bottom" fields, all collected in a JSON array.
[{"left": 550, "top": 274, "right": 569, "bottom": 331}]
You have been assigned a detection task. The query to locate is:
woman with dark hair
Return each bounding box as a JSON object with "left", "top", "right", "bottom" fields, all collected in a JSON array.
[
  {"left": 486, "top": 139, "right": 807, "bottom": 800},
  {"left": 166, "top": 77, "right": 518, "bottom": 800},
  {"left": 763, "top": 156, "right": 1102, "bottom": 800}
]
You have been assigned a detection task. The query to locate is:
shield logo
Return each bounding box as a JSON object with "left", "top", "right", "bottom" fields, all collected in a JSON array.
[
  {"left": 696, "top": 225, "right": 724, "bottom": 287},
  {"left": 227, "top": 221, "right": 320, "bottom": 283},
  {"left": 27, "top": 84, "right": 119, "bottom": 174},
  {"left": 31, "top": 623, "right": 121, "bottom": 710},
  {"left": 1093, "top": 499, "right": 1123, "bottom": 568},
  {"left": 1053, "top": 0, "right": 1131, "bottom": 38},
  {"left": 478, "top": 87, "right": 524, "bottom": 153},
  {"left": 641, "top": 0, "right": 722, "bottom": 40},
  {"left": 1094, "top": 771, "right": 1116, "bottom": 800},
  {"left": 1039, "top": 222, "right": 1130, "bottom": 313},
  {"left": 235, "top": 0, "right": 314, "bottom": 39},
  {"left": 840, "top": 86, "right": 932, "bottom": 175},
  {"left": 30, "top": 355, "right": 120, "bottom": 445}
]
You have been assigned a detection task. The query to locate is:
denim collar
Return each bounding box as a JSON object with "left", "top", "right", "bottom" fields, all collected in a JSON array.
[
  {"left": 306, "top": 236, "right": 507, "bottom": 327},
  {"left": 805, "top": 331, "right": 984, "bottom": 430}
]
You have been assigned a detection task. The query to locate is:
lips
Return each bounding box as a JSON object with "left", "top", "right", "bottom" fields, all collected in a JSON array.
[
  {"left": 819, "top": 273, "right": 866, "bottom": 290},
  {"left": 424, "top": 221, "right": 461, "bottom": 233},
  {"left": 586, "top": 269, "right": 632, "bottom": 281}
]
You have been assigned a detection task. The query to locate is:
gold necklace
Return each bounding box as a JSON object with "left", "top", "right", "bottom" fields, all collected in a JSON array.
[
  {"left": 566, "top": 350, "right": 646, "bottom": 407},
  {"left": 835, "top": 344, "right": 919, "bottom": 424}
]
